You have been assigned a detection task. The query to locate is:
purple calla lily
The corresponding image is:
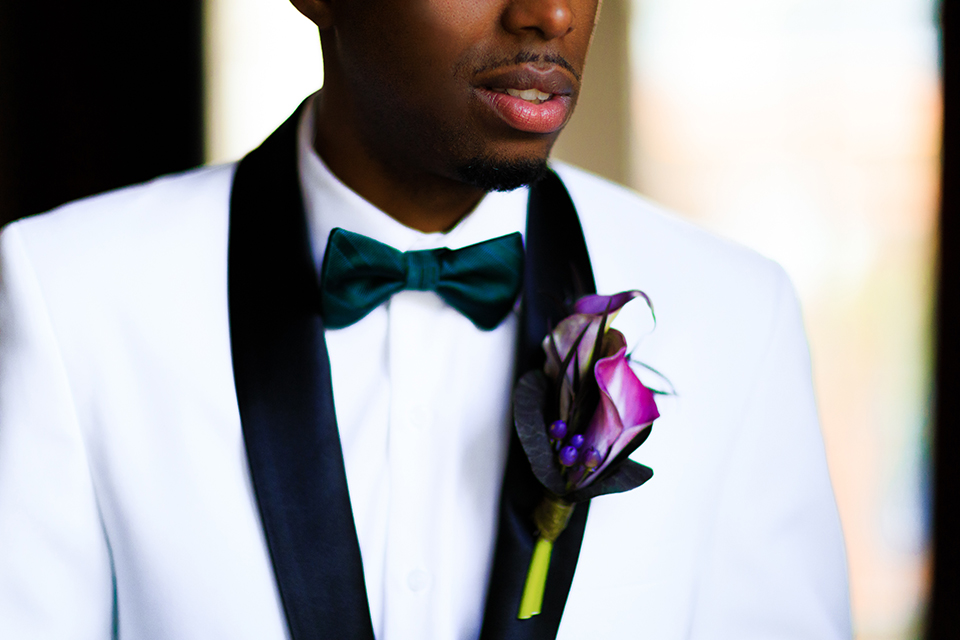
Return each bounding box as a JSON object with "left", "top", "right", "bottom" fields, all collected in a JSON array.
[
  {"left": 561, "top": 328, "right": 659, "bottom": 489},
  {"left": 580, "top": 344, "right": 659, "bottom": 480},
  {"left": 543, "top": 290, "right": 648, "bottom": 422}
]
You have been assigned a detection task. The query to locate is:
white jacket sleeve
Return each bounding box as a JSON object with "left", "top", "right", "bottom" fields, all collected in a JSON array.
[
  {"left": 0, "top": 224, "right": 114, "bottom": 639},
  {"left": 688, "top": 269, "right": 852, "bottom": 639}
]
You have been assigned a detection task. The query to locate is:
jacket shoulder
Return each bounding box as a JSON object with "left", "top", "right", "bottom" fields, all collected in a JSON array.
[
  {"left": 554, "top": 163, "right": 779, "bottom": 277},
  {"left": 0, "top": 164, "right": 237, "bottom": 343},
  {"left": 552, "top": 162, "right": 789, "bottom": 308},
  {"left": 5, "top": 163, "right": 236, "bottom": 260}
]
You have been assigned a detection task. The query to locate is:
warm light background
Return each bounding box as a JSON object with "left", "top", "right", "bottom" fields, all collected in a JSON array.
[
  {"left": 205, "top": 1, "right": 940, "bottom": 637},
  {"left": 621, "top": 2, "right": 939, "bottom": 638},
  {"left": 204, "top": 0, "right": 323, "bottom": 164}
]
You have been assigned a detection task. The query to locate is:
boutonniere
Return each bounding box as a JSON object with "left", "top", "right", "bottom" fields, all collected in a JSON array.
[{"left": 514, "top": 290, "right": 664, "bottom": 619}]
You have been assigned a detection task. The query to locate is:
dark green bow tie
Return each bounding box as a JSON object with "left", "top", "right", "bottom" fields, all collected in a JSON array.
[{"left": 319, "top": 227, "right": 525, "bottom": 330}]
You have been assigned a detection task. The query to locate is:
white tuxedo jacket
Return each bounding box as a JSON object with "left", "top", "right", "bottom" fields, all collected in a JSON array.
[{"left": 0, "top": 146, "right": 850, "bottom": 637}]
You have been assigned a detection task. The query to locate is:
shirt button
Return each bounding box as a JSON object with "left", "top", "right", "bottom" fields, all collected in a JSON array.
[{"left": 407, "top": 569, "right": 430, "bottom": 592}]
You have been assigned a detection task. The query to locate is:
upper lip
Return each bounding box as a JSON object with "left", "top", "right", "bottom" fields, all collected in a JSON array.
[{"left": 475, "top": 64, "right": 576, "bottom": 97}]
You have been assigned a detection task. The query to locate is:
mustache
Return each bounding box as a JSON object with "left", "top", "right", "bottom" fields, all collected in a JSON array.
[{"left": 471, "top": 51, "right": 581, "bottom": 82}]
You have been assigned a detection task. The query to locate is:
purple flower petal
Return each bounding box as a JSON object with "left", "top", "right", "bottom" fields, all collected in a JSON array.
[
  {"left": 599, "top": 328, "right": 627, "bottom": 359},
  {"left": 577, "top": 345, "right": 659, "bottom": 485},
  {"left": 572, "top": 290, "right": 645, "bottom": 316},
  {"left": 543, "top": 314, "right": 601, "bottom": 384}
]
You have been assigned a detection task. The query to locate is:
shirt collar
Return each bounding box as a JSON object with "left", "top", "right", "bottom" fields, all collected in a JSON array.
[{"left": 296, "top": 93, "right": 528, "bottom": 272}]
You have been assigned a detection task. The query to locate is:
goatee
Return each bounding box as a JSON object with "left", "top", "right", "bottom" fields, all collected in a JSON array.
[{"left": 455, "top": 156, "right": 549, "bottom": 192}]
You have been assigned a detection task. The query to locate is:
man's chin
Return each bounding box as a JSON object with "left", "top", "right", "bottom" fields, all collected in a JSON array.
[{"left": 455, "top": 156, "right": 549, "bottom": 192}]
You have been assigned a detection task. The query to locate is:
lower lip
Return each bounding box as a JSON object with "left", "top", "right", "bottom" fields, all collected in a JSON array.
[{"left": 477, "top": 89, "right": 571, "bottom": 134}]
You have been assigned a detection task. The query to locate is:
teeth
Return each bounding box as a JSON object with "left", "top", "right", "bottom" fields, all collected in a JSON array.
[{"left": 504, "top": 88, "right": 552, "bottom": 103}]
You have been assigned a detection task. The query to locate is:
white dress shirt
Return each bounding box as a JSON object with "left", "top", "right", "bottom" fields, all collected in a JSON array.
[{"left": 297, "top": 100, "right": 529, "bottom": 640}]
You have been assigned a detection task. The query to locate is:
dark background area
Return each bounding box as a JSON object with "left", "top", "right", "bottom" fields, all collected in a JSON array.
[
  {"left": 0, "top": 1, "right": 956, "bottom": 636},
  {"left": 929, "top": 0, "right": 957, "bottom": 637},
  {"left": 0, "top": 2, "right": 203, "bottom": 227}
]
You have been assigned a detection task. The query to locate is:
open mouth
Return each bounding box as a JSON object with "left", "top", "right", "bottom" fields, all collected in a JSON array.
[
  {"left": 490, "top": 87, "right": 554, "bottom": 105},
  {"left": 473, "top": 64, "right": 576, "bottom": 134}
]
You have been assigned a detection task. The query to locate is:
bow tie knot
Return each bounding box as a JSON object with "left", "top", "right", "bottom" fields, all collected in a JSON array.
[
  {"left": 320, "top": 228, "right": 524, "bottom": 330},
  {"left": 403, "top": 250, "right": 442, "bottom": 291}
]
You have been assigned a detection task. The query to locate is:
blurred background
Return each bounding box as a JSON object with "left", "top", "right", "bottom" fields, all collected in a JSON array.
[
  {"left": 557, "top": 2, "right": 940, "bottom": 638},
  {"left": 0, "top": 1, "right": 954, "bottom": 638}
]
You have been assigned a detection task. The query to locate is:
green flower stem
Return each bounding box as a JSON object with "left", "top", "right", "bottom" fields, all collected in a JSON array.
[
  {"left": 517, "top": 496, "right": 575, "bottom": 620},
  {"left": 518, "top": 536, "right": 554, "bottom": 619}
]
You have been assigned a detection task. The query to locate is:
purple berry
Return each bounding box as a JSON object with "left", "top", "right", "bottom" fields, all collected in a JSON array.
[
  {"left": 548, "top": 420, "right": 568, "bottom": 441},
  {"left": 570, "top": 434, "right": 585, "bottom": 450},
  {"left": 558, "top": 445, "right": 579, "bottom": 467},
  {"left": 583, "top": 447, "right": 602, "bottom": 470}
]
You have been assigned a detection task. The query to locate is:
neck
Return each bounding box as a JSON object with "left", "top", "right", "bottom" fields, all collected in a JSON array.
[{"left": 311, "top": 87, "right": 486, "bottom": 234}]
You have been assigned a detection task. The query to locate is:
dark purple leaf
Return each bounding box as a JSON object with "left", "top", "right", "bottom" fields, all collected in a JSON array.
[
  {"left": 513, "top": 371, "right": 567, "bottom": 495},
  {"left": 567, "top": 460, "right": 653, "bottom": 502}
]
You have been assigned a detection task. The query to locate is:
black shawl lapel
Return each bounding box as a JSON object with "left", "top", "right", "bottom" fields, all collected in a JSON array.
[
  {"left": 228, "top": 104, "right": 376, "bottom": 640},
  {"left": 478, "top": 170, "right": 597, "bottom": 640},
  {"left": 228, "top": 104, "right": 594, "bottom": 640}
]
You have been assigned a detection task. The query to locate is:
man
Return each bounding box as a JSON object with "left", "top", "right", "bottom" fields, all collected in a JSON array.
[{"left": 0, "top": 0, "right": 851, "bottom": 638}]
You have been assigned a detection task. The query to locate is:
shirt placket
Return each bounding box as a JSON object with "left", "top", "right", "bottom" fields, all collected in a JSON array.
[{"left": 383, "top": 290, "right": 447, "bottom": 640}]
